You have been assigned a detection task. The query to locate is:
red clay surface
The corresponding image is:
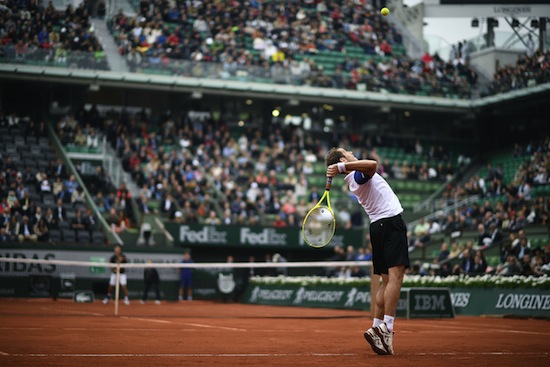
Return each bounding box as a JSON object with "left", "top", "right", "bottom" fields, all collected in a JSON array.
[{"left": 0, "top": 299, "right": 549, "bottom": 367}]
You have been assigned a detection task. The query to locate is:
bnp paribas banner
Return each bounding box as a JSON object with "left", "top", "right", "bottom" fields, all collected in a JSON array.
[
  {"left": 0, "top": 248, "right": 221, "bottom": 300},
  {"left": 165, "top": 223, "right": 364, "bottom": 248}
]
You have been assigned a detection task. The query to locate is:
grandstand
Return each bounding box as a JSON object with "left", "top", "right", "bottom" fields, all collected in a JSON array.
[
  {"left": 1, "top": 2, "right": 550, "bottom": 366},
  {"left": 0, "top": 0, "right": 549, "bottom": 302}
]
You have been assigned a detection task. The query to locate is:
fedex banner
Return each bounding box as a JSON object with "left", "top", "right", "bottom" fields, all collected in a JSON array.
[{"left": 165, "top": 223, "right": 364, "bottom": 248}]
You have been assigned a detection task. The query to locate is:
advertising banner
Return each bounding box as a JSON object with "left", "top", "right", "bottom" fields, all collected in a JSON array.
[
  {"left": 450, "top": 288, "right": 550, "bottom": 317},
  {"left": 164, "top": 223, "right": 364, "bottom": 248},
  {"left": 0, "top": 249, "right": 221, "bottom": 301},
  {"left": 244, "top": 283, "right": 550, "bottom": 317}
]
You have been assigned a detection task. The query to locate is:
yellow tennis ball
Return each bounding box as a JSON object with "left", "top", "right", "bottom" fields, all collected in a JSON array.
[{"left": 381, "top": 7, "right": 390, "bottom": 16}]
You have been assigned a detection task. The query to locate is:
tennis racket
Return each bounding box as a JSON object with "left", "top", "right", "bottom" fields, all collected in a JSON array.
[{"left": 302, "top": 177, "right": 336, "bottom": 248}]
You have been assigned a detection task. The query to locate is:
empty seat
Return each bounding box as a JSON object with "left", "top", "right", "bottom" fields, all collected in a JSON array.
[
  {"left": 93, "top": 232, "right": 106, "bottom": 245},
  {"left": 62, "top": 229, "right": 76, "bottom": 243},
  {"left": 58, "top": 220, "right": 70, "bottom": 230},
  {"left": 49, "top": 229, "right": 62, "bottom": 243},
  {"left": 77, "top": 230, "right": 91, "bottom": 243}
]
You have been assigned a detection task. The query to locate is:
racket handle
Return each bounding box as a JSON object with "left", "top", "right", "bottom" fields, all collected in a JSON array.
[{"left": 325, "top": 177, "right": 332, "bottom": 191}]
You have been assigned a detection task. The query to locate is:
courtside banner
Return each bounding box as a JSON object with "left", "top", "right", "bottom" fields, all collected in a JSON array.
[
  {"left": 450, "top": 288, "right": 550, "bottom": 317},
  {"left": 0, "top": 249, "right": 220, "bottom": 300},
  {"left": 244, "top": 283, "right": 550, "bottom": 317},
  {"left": 243, "top": 283, "right": 410, "bottom": 313},
  {"left": 164, "top": 223, "right": 364, "bottom": 248}
]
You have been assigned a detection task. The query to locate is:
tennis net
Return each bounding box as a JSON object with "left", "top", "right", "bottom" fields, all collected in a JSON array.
[{"left": 0, "top": 257, "right": 373, "bottom": 316}]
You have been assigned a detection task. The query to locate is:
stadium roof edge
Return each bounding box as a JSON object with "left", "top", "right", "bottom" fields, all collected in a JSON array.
[
  {"left": 1, "top": 64, "right": 547, "bottom": 112},
  {"left": 471, "top": 83, "right": 550, "bottom": 109}
]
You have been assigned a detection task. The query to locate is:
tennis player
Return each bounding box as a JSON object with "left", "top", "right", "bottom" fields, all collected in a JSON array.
[
  {"left": 326, "top": 147, "right": 409, "bottom": 355},
  {"left": 103, "top": 244, "right": 130, "bottom": 305}
]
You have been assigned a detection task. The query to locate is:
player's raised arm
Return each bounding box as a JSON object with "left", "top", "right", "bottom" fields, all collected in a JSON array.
[
  {"left": 341, "top": 159, "right": 377, "bottom": 177},
  {"left": 325, "top": 147, "right": 377, "bottom": 178}
]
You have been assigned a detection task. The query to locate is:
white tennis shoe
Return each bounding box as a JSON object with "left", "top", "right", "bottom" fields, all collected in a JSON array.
[
  {"left": 364, "top": 327, "right": 388, "bottom": 355},
  {"left": 374, "top": 323, "right": 394, "bottom": 355}
]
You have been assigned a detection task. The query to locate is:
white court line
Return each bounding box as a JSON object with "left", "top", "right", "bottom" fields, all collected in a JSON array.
[
  {"left": 5, "top": 352, "right": 548, "bottom": 358},
  {"left": 39, "top": 307, "right": 104, "bottom": 317},
  {"left": 0, "top": 351, "right": 9, "bottom": 356},
  {"left": 120, "top": 317, "right": 172, "bottom": 324},
  {"left": 8, "top": 353, "right": 354, "bottom": 357},
  {"left": 417, "top": 322, "right": 550, "bottom": 336},
  {"left": 415, "top": 352, "right": 549, "bottom": 356},
  {"left": 63, "top": 328, "right": 198, "bottom": 332},
  {"left": 183, "top": 322, "right": 247, "bottom": 332},
  {"left": 398, "top": 329, "right": 550, "bottom": 336}
]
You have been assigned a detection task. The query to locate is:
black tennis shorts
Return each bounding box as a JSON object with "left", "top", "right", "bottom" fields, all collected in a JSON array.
[{"left": 369, "top": 214, "right": 410, "bottom": 275}]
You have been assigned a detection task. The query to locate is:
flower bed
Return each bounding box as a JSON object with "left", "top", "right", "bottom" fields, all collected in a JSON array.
[{"left": 249, "top": 274, "right": 550, "bottom": 290}]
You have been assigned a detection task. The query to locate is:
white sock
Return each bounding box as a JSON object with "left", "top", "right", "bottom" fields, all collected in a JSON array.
[
  {"left": 372, "top": 318, "right": 383, "bottom": 328},
  {"left": 383, "top": 315, "right": 395, "bottom": 332}
]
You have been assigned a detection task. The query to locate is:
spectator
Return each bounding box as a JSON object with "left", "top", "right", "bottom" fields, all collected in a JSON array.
[
  {"left": 514, "top": 237, "right": 532, "bottom": 260},
  {"left": 85, "top": 208, "right": 97, "bottom": 243},
  {"left": 17, "top": 216, "right": 37, "bottom": 242},
  {"left": 54, "top": 199, "right": 66, "bottom": 224},
  {"left": 453, "top": 250, "right": 473, "bottom": 275},
  {"left": 497, "top": 255, "right": 522, "bottom": 276},
  {"left": 44, "top": 207, "right": 58, "bottom": 229},
  {"left": 345, "top": 245, "right": 356, "bottom": 261},
  {"left": 520, "top": 253, "right": 534, "bottom": 276},
  {"left": 204, "top": 210, "right": 222, "bottom": 225},
  {"left": 74, "top": 128, "right": 86, "bottom": 146},
  {"left": 63, "top": 175, "right": 79, "bottom": 202},
  {"left": 476, "top": 223, "right": 491, "bottom": 249},
  {"left": 34, "top": 218, "right": 50, "bottom": 243},
  {"left": 71, "top": 209, "right": 87, "bottom": 241},
  {"left": 470, "top": 251, "right": 487, "bottom": 275},
  {"left": 0, "top": 227, "right": 9, "bottom": 242},
  {"left": 53, "top": 177, "right": 64, "bottom": 199},
  {"left": 115, "top": 210, "right": 130, "bottom": 233},
  {"left": 106, "top": 208, "right": 119, "bottom": 231},
  {"left": 71, "top": 187, "right": 86, "bottom": 207},
  {"left": 437, "top": 242, "right": 450, "bottom": 262}
]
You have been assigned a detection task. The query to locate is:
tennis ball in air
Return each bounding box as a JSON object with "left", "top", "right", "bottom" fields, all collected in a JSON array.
[{"left": 381, "top": 7, "right": 390, "bottom": 16}]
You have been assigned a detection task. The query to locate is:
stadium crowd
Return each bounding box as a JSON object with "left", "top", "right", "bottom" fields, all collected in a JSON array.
[
  {"left": 440, "top": 136, "right": 550, "bottom": 227},
  {"left": 489, "top": 49, "right": 550, "bottom": 95},
  {"left": 108, "top": 0, "right": 477, "bottom": 97},
  {"left": 426, "top": 230, "right": 550, "bottom": 278},
  {"left": 60, "top": 104, "right": 470, "bottom": 231},
  {"left": 0, "top": 0, "right": 108, "bottom": 69},
  {"left": 0, "top": 114, "right": 101, "bottom": 244}
]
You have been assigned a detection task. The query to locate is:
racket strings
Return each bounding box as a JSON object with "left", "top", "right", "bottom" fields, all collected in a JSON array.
[{"left": 303, "top": 206, "right": 335, "bottom": 247}]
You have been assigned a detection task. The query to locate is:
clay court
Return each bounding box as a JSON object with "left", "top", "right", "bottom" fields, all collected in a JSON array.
[{"left": 0, "top": 299, "right": 548, "bottom": 367}]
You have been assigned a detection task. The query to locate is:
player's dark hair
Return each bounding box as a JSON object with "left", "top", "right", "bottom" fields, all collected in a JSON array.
[{"left": 325, "top": 147, "right": 344, "bottom": 167}]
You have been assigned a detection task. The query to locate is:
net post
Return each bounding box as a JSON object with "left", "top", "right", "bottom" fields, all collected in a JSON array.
[{"left": 114, "top": 263, "right": 120, "bottom": 316}]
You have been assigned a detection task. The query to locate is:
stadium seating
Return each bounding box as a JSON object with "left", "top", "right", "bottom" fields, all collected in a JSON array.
[
  {"left": 107, "top": 0, "right": 475, "bottom": 98},
  {"left": 0, "top": 120, "right": 105, "bottom": 244},
  {"left": 0, "top": 2, "right": 108, "bottom": 70}
]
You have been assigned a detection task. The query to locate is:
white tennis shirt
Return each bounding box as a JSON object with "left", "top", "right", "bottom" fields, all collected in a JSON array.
[{"left": 344, "top": 171, "right": 403, "bottom": 223}]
